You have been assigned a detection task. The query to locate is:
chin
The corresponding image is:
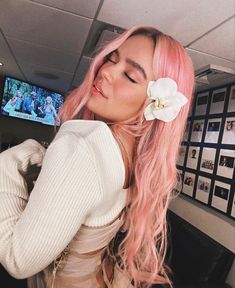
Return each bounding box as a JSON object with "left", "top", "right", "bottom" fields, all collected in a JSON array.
[{"left": 94, "top": 115, "right": 107, "bottom": 122}]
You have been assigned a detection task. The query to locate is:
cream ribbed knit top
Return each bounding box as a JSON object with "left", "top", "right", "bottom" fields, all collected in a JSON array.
[{"left": 0, "top": 120, "right": 127, "bottom": 280}]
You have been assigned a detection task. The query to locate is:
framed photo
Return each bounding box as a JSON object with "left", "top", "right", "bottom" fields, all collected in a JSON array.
[
  {"left": 228, "top": 85, "right": 235, "bottom": 112},
  {"left": 209, "top": 88, "right": 226, "bottom": 114},
  {"left": 231, "top": 191, "right": 235, "bottom": 218},
  {"left": 183, "top": 121, "right": 190, "bottom": 142},
  {"left": 173, "top": 170, "right": 184, "bottom": 194},
  {"left": 204, "top": 118, "right": 222, "bottom": 143},
  {"left": 186, "top": 146, "right": 200, "bottom": 169},
  {"left": 216, "top": 149, "right": 235, "bottom": 179},
  {"left": 195, "top": 176, "right": 211, "bottom": 204},
  {"left": 190, "top": 120, "right": 205, "bottom": 142},
  {"left": 195, "top": 92, "right": 209, "bottom": 116},
  {"left": 188, "top": 102, "right": 194, "bottom": 117},
  {"left": 177, "top": 145, "right": 187, "bottom": 166},
  {"left": 211, "top": 181, "right": 230, "bottom": 213},
  {"left": 222, "top": 117, "right": 235, "bottom": 145},
  {"left": 182, "top": 172, "right": 195, "bottom": 197},
  {"left": 200, "top": 148, "right": 216, "bottom": 174}
]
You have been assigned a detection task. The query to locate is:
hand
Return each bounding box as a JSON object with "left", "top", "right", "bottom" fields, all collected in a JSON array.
[
  {"left": 0, "top": 139, "right": 46, "bottom": 175},
  {"left": 31, "top": 110, "right": 37, "bottom": 117}
]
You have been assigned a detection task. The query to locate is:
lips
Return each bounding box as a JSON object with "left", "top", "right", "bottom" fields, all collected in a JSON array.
[{"left": 92, "top": 83, "right": 107, "bottom": 98}]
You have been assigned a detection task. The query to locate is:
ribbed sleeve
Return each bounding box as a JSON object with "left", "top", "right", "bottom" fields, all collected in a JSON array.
[
  {"left": 0, "top": 133, "right": 103, "bottom": 278},
  {"left": 0, "top": 120, "right": 127, "bottom": 279}
]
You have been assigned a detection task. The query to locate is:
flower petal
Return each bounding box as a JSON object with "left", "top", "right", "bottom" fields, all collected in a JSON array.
[
  {"left": 162, "top": 91, "right": 188, "bottom": 107},
  {"left": 147, "top": 81, "right": 156, "bottom": 100},
  {"left": 144, "top": 103, "right": 156, "bottom": 120},
  {"left": 152, "top": 105, "right": 182, "bottom": 122},
  {"left": 151, "top": 78, "right": 178, "bottom": 100},
  {"left": 174, "top": 92, "right": 188, "bottom": 106}
]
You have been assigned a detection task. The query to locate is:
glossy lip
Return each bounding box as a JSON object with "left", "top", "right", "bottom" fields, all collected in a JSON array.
[{"left": 92, "top": 84, "right": 108, "bottom": 99}]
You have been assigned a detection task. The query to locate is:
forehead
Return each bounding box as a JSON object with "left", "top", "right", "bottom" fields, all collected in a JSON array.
[{"left": 118, "top": 34, "right": 155, "bottom": 80}]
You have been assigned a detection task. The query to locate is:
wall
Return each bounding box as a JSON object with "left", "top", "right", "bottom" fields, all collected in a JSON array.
[
  {"left": 169, "top": 195, "right": 235, "bottom": 252},
  {"left": 170, "top": 79, "right": 235, "bottom": 287}
]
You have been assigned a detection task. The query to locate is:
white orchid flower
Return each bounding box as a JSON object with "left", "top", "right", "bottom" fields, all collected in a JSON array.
[{"left": 144, "top": 78, "right": 188, "bottom": 122}]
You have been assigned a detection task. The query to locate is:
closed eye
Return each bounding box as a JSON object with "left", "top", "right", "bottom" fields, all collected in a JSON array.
[
  {"left": 108, "top": 58, "right": 117, "bottom": 64},
  {"left": 124, "top": 72, "right": 137, "bottom": 83},
  {"left": 105, "top": 53, "right": 137, "bottom": 84},
  {"left": 105, "top": 54, "right": 117, "bottom": 64}
]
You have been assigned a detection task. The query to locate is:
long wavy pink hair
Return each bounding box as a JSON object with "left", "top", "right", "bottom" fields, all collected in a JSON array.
[{"left": 59, "top": 25, "right": 195, "bottom": 288}]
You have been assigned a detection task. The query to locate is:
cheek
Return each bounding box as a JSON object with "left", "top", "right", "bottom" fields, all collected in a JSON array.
[{"left": 126, "top": 92, "right": 147, "bottom": 112}]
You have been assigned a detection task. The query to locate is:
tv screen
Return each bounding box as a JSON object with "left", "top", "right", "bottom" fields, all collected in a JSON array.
[{"left": 0, "top": 76, "right": 64, "bottom": 126}]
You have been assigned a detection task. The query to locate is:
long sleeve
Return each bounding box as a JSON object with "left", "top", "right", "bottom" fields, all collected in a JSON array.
[{"left": 0, "top": 133, "right": 103, "bottom": 278}]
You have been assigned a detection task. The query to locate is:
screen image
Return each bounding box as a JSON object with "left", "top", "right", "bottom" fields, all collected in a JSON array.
[{"left": 0, "top": 76, "right": 64, "bottom": 126}]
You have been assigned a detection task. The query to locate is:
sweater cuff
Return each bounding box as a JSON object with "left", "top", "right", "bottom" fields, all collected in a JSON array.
[{"left": 0, "top": 139, "right": 46, "bottom": 175}]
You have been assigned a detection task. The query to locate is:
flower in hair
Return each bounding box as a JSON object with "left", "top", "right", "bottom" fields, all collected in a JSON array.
[{"left": 144, "top": 78, "right": 188, "bottom": 122}]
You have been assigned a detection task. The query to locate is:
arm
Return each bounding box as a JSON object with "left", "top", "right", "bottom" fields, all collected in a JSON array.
[
  {"left": 51, "top": 104, "right": 57, "bottom": 117},
  {"left": 24, "top": 99, "right": 33, "bottom": 112},
  {"left": 0, "top": 134, "right": 102, "bottom": 278}
]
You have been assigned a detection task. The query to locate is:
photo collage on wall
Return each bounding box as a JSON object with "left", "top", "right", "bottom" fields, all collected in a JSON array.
[{"left": 176, "top": 83, "right": 235, "bottom": 219}]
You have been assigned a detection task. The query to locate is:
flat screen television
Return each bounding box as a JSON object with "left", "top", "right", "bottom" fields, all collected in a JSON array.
[{"left": 0, "top": 76, "right": 64, "bottom": 126}]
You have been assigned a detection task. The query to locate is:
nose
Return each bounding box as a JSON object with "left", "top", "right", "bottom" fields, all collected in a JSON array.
[{"left": 99, "top": 63, "right": 116, "bottom": 83}]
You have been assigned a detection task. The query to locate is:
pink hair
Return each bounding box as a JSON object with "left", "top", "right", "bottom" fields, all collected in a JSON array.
[{"left": 59, "top": 25, "right": 195, "bottom": 287}]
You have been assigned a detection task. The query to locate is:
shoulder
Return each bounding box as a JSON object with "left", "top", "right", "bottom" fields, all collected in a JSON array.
[
  {"left": 57, "top": 119, "right": 112, "bottom": 139},
  {"left": 54, "top": 120, "right": 119, "bottom": 156},
  {"left": 53, "top": 120, "right": 125, "bottom": 193}
]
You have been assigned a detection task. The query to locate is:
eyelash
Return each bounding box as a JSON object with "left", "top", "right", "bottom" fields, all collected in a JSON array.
[
  {"left": 123, "top": 72, "right": 137, "bottom": 83},
  {"left": 106, "top": 56, "right": 137, "bottom": 84}
]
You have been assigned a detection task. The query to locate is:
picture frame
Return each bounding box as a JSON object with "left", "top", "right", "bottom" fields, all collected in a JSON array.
[
  {"left": 230, "top": 191, "right": 235, "bottom": 218},
  {"left": 204, "top": 118, "right": 222, "bottom": 143},
  {"left": 177, "top": 145, "right": 187, "bottom": 166},
  {"left": 222, "top": 117, "right": 235, "bottom": 145},
  {"left": 209, "top": 88, "right": 226, "bottom": 115},
  {"left": 216, "top": 149, "right": 235, "bottom": 179},
  {"left": 200, "top": 148, "right": 216, "bottom": 174},
  {"left": 211, "top": 181, "right": 231, "bottom": 213},
  {"left": 173, "top": 170, "right": 184, "bottom": 194},
  {"left": 182, "top": 172, "right": 195, "bottom": 197},
  {"left": 186, "top": 146, "right": 200, "bottom": 170},
  {"left": 183, "top": 121, "right": 190, "bottom": 142},
  {"left": 195, "top": 176, "right": 211, "bottom": 204},
  {"left": 194, "top": 92, "right": 209, "bottom": 116},
  {"left": 190, "top": 120, "right": 205, "bottom": 142},
  {"left": 228, "top": 85, "right": 235, "bottom": 113}
]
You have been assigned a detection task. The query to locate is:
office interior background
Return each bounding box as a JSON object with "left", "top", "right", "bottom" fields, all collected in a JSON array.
[{"left": 0, "top": 1, "right": 234, "bottom": 287}]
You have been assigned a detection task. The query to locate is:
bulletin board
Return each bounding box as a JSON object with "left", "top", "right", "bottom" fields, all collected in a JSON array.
[{"left": 175, "top": 82, "right": 235, "bottom": 219}]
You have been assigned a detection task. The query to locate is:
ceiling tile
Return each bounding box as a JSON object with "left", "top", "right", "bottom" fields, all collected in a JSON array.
[
  {"left": 190, "top": 17, "right": 235, "bottom": 62},
  {"left": 0, "top": 32, "right": 13, "bottom": 60},
  {"left": 7, "top": 37, "right": 79, "bottom": 74},
  {"left": 187, "top": 48, "right": 235, "bottom": 71},
  {"left": 0, "top": 0, "right": 92, "bottom": 54},
  {"left": 0, "top": 57, "right": 24, "bottom": 81},
  {"left": 0, "top": 32, "right": 25, "bottom": 79},
  {"left": 98, "top": 0, "right": 235, "bottom": 45},
  {"left": 72, "top": 56, "right": 92, "bottom": 87},
  {"left": 19, "top": 61, "right": 74, "bottom": 93},
  {"left": 30, "top": 0, "right": 101, "bottom": 18}
]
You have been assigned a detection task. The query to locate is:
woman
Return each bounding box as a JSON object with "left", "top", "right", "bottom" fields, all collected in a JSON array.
[
  {"left": 2, "top": 91, "right": 22, "bottom": 115},
  {"left": 0, "top": 25, "right": 194, "bottom": 288},
  {"left": 42, "top": 96, "right": 57, "bottom": 125}
]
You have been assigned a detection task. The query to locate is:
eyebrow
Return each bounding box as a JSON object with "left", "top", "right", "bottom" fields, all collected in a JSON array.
[{"left": 113, "top": 50, "right": 147, "bottom": 80}]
